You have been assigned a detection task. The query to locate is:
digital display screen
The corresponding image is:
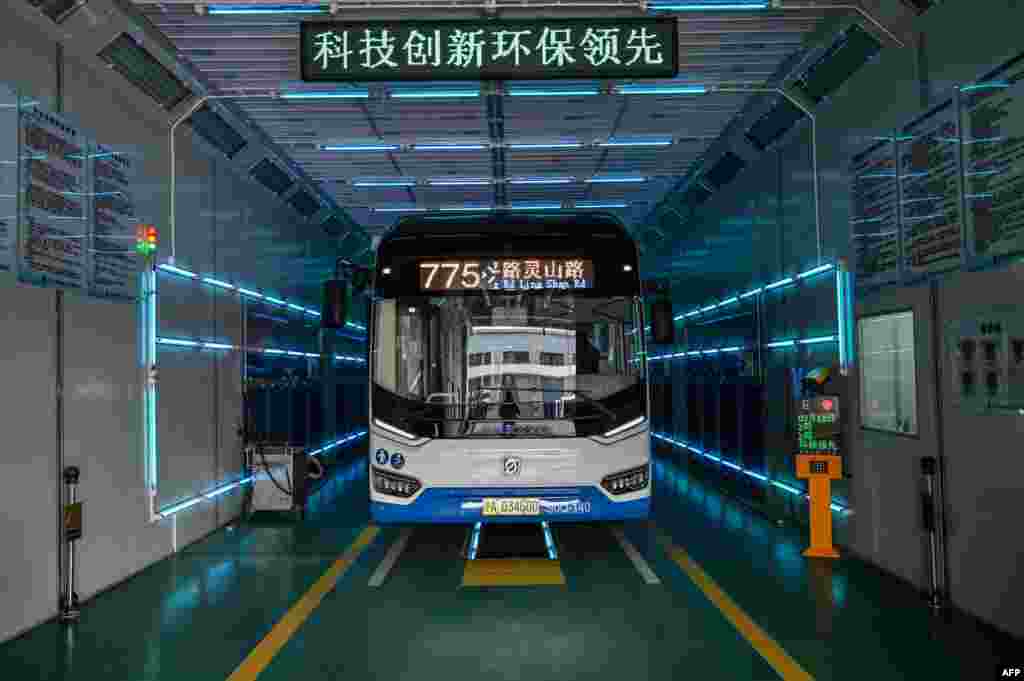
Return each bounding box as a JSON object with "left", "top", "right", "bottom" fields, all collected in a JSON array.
[
  {"left": 796, "top": 396, "right": 841, "bottom": 453},
  {"left": 301, "top": 18, "right": 678, "bottom": 82},
  {"left": 419, "top": 258, "right": 594, "bottom": 292}
]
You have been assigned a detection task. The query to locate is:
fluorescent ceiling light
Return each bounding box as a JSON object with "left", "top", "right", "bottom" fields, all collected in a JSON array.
[
  {"left": 510, "top": 202, "right": 562, "bottom": 210},
  {"left": 281, "top": 90, "right": 368, "bottom": 99},
  {"left": 201, "top": 342, "right": 235, "bottom": 350},
  {"left": 585, "top": 176, "right": 647, "bottom": 184},
  {"left": 507, "top": 88, "right": 599, "bottom": 97},
  {"left": 158, "top": 338, "right": 199, "bottom": 347},
  {"left": 649, "top": 1, "right": 768, "bottom": 9},
  {"left": 576, "top": 201, "right": 628, "bottom": 209},
  {"left": 509, "top": 177, "right": 574, "bottom": 185},
  {"left": 428, "top": 178, "right": 492, "bottom": 186},
  {"left": 414, "top": 143, "right": 487, "bottom": 151},
  {"left": 354, "top": 179, "right": 416, "bottom": 187},
  {"left": 202, "top": 277, "right": 235, "bottom": 290},
  {"left": 618, "top": 84, "right": 707, "bottom": 95},
  {"left": 322, "top": 144, "right": 399, "bottom": 152},
  {"left": 158, "top": 264, "right": 197, "bottom": 278},
  {"left": 764, "top": 277, "right": 794, "bottom": 290},
  {"left": 799, "top": 335, "right": 837, "bottom": 344},
  {"left": 600, "top": 138, "right": 673, "bottom": 147},
  {"left": 237, "top": 288, "right": 263, "bottom": 299},
  {"left": 797, "top": 263, "right": 834, "bottom": 279},
  {"left": 374, "top": 206, "right": 426, "bottom": 212},
  {"left": 392, "top": 89, "right": 480, "bottom": 98},
  {"left": 207, "top": 4, "right": 328, "bottom": 14},
  {"left": 439, "top": 205, "right": 494, "bottom": 212},
  {"left": 508, "top": 142, "right": 583, "bottom": 150}
]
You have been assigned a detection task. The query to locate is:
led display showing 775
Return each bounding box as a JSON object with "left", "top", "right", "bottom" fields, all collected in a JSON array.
[{"left": 419, "top": 259, "right": 594, "bottom": 291}]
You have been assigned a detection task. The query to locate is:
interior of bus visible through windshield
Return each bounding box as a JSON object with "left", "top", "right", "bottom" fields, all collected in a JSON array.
[{"left": 372, "top": 291, "right": 645, "bottom": 438}]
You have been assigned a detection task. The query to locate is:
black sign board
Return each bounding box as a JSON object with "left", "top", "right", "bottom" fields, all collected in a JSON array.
[
  {"left": 796, "top": 396, "right": 841, "bottom": 454},
  {"left": 300, "top": 18, "right": 678, "bottom": 82},
  {"left": 419, "top": 258, "right": 594, "bottom": 292}
]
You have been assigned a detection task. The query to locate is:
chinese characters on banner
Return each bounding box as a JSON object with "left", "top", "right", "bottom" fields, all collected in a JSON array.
[
  {"left": 419, "top": 258, "right": 594, "bottom": 292},
  {"left": 301, "top": 19, "right": 678, "bottom": 81},
  {"left": 91, "top": 145, "right": 138, "bottom": 300},
  {"left": 19, "top": 106, "right": 88, "bottom": 290}
]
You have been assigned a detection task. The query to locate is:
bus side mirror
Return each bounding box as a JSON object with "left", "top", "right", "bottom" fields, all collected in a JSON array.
[
  {"left": 651, "top": 299, "right": 674, "bottom": 345},
  {"left": 321, "top": 279, "right": 349, "bottom": 329}
]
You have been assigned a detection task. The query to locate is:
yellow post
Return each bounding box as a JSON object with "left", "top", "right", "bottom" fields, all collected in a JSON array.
[{"left": 796, "top": 453, "right": 842, "bottom": 559}]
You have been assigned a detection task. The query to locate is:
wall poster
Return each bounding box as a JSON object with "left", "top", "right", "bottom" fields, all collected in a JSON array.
[
  {"left": 19, "top": 106, "right": 88, "bottom": 290},
  {"left": 898, "top": 100, "right": 963, "bottom": 276},
  {"left": 849, "top": 136, "right": 899, "bottom": 281},
  {"left": 91, "top": 144, "right": 138, "bottom": 300},
  {"left": 960, "top": 54, "right": 1024, "bottom": 260},
  {"left": 0, "top": 85, "right": 18, "bottom": 273}
]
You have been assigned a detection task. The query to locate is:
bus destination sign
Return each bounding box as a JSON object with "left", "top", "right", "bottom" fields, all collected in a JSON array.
[
  {"left": 419, "top": 258, "right": 594, "bottom": 292},
  {"left": 300, "top": 18, "right": 678, "bottom": 82}
]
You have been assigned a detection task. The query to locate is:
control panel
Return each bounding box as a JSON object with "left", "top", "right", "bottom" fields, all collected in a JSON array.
[{"left": 946, "top": 305, "right": 1024, "bottom": 413}]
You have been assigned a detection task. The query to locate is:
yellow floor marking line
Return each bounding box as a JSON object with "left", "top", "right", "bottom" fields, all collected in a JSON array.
[
  {"left": 654, "top": 528, "right": 814, "bottom": 681},
  {"left": 226, "top": 525, "right": 380, "bottom": 681},
  {"left": 462, "top": 558, "right": 566, "bottom": 587}
]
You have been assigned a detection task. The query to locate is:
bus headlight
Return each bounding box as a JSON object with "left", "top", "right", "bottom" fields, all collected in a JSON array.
[
  {"left": 601, "top": 464, "right": 649, "bottom": 496},
  {"left": 372, "top": 467, "right": 422, "bottom": 498}
]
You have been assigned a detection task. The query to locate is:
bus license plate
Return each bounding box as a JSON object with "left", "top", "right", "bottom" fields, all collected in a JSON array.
[{"left": 482, "top": 498, "right": 541, "bottom": 516}]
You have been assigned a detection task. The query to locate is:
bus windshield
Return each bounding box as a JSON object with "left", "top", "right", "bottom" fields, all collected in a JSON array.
[{"left": 372, "top": 292, "right": 645, "bottom": 438}]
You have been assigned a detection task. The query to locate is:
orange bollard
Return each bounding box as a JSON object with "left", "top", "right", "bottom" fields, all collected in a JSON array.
[{"left": 796, "top": 454, "right": 842, "bottom": 559}]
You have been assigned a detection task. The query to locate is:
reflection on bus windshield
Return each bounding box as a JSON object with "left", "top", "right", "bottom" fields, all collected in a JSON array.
[{"left": 372, "top": 292, "right": 642, "bottom": 437}]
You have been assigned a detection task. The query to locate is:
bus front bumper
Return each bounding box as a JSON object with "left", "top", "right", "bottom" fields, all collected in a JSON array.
[{"left": 370, "top": 486, "right": 649, "bottom": 524}]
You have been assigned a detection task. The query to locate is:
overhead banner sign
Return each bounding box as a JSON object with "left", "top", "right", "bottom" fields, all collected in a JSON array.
[{"left": 300, "top": 18, "right": 678, "bottom": 82}]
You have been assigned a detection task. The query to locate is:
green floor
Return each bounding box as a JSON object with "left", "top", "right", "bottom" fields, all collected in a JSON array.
[{"left": 0, "top": 451, "right": 1017, "bottom": 680}]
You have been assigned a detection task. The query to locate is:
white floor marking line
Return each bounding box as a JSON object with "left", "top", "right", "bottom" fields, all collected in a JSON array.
[
  {"left": 611, "top": 526, "right": 662, "bottom": 585},
  {"left": 368, "top": 527, "right": 413, "bottom": 587}
]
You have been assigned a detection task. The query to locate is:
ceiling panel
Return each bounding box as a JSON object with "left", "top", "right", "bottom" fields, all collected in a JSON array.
[{"left": 134, "top": 2, "right": 831, "bottom": 244}]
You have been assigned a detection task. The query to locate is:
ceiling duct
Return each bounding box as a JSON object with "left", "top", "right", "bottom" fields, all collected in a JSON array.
[
  {"left": 249, "top": 158, "right": 294, "bottom": 196},
  {"left": 703, "top": 151, "right": 746, "bottom": 190},
  {"left": 745, "top": 96, "right": 805, "bottom": 152},
  {"left": 288, "top": 188, "right": 321, "bottom": 218},
  {"left": 26, "top": 0, "right": 82, "bottom": 23},
  {"left": 97, "top": 33, "right": 191, "bottom": 111},
  {"left": 189, "top": 104, "right": 247, "bottom": 159},
  {"left": 792, "top": 25, "right": 883, "bottom": 104}
]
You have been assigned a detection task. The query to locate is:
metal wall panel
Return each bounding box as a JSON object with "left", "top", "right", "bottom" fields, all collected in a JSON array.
[
  {"left": 0, "top": 279, "right": 57, "bottom": 643},
  {"left": 936, "top": 266, "right": 1024, "bottom": 638},
  {"left": 156, "top": 350, "right": 216, "bottom": 507},
  {"left": 62, "top": 292, "right": 169, "bottom": 599}
]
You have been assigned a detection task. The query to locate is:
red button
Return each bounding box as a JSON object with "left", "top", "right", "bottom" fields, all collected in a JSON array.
[{"left": 821, "top": 399, "right": 833, "bottom": 411}]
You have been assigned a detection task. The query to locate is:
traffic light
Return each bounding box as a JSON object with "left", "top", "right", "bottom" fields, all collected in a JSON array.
[{"left": 136, "top": 224, "right": 157, "bottom": 257}]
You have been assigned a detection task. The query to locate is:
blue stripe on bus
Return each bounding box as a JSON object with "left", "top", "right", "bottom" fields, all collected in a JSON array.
[{"left": 370, "top": 486, "right": 649, "bottom": 524}]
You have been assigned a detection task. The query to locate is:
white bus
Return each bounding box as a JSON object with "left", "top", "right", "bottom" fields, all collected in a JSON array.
[{"left": 367, "top": 213, "right": 652, "bottom": 523}]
